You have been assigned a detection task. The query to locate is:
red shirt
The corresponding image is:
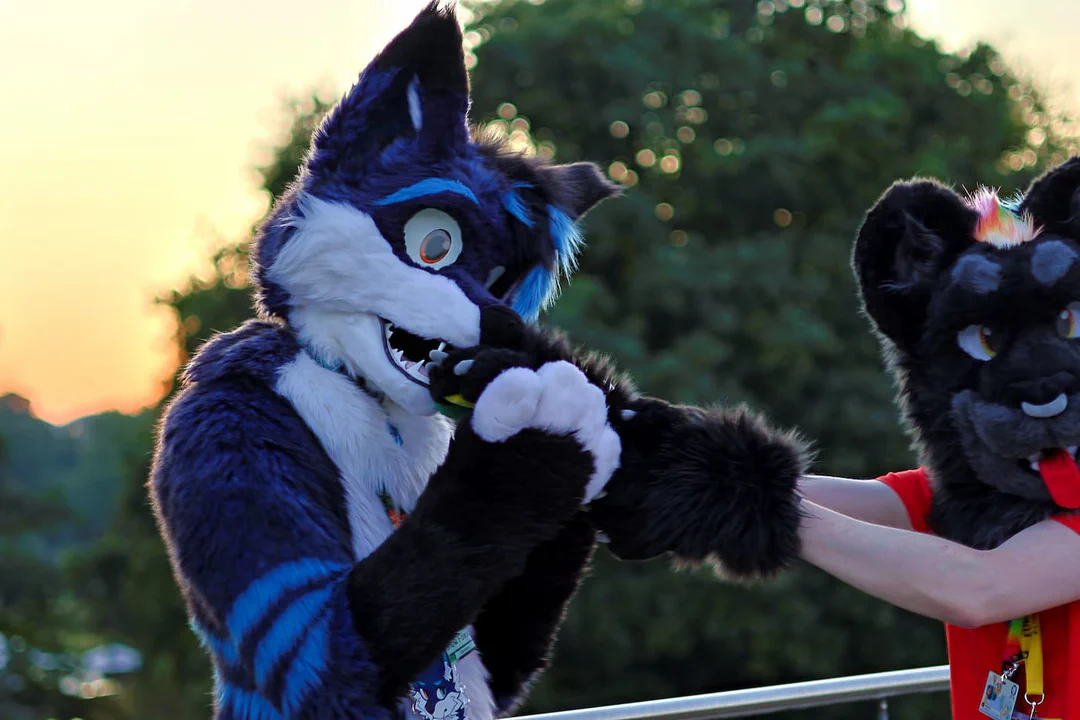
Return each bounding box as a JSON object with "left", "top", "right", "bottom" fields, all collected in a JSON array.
[{"left": 879, "top": 469, "right": 1080, "bottom": 719}]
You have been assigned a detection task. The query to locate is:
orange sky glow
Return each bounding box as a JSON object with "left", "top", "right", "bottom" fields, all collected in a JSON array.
[{"left": 1, "top": 0, "right": 1078, "bottom": 425}]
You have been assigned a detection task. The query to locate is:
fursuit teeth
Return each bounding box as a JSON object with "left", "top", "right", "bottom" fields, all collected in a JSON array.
[
  {"left": 965, "top": 187, "right": 1042, "bottom": 248},
  {"left": 380, "top": 319, "right": 449, "bottom": 387}
]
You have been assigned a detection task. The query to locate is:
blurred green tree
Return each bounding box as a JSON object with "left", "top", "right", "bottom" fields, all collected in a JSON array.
[
  {"left": 0, "top": 435, "right": 113, "bottom": 720},
  {"left": 69, "top": 1, "right": 1080, "bottom": 718}
]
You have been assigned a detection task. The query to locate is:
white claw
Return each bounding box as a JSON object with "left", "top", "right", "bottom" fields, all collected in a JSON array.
[
  {"left": 429, "top": 350, "right": 448, "bottom": 364},
  {"left": 454, "top": 359, "right": 475, "bottom": 376},
  {"left": 620, "top": 409, "right": 637, "bottom": 421}
]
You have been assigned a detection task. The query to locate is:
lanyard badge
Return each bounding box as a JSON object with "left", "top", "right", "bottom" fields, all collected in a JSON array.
[
  {"left": 979, "top": 615, "right": 1045, "bottom": 720},
  {"left": 405, "top": 629, "right": 477, "bottom": 720},
  {"left": 979, "top": 669, "right": 1020, "bottom": 720}
]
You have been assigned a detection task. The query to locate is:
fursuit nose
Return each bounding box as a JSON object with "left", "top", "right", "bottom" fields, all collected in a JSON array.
[{"left": 1021, "top": 393, "right": 1068, "bottom": 418}]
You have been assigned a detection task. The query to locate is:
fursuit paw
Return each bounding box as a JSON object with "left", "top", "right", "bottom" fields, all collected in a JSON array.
[
  {"left": 589, "top": 401, "right": 812, "bottom": 579},
  {"left": 436, "top": 353, "right": 620, "bottom": 504},
  {"left": 429, "top": 344, "right": 535, "bottom": 411}
]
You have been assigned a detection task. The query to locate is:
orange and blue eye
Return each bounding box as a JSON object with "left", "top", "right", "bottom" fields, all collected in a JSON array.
[
  {"left": 1056, "top": 303, "right": 1080, "bottom": 338},
  {"left": 957, "top": 324, "right": 999, "bottom": 361}
]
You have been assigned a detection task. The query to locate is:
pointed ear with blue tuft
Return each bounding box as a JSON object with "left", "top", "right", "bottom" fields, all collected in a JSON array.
[
  {"left": 309, "top": 0, "right": 469, "bottom": 172},
  {"left": 541, "top": 162, "right": 624, "bottom": 221}
]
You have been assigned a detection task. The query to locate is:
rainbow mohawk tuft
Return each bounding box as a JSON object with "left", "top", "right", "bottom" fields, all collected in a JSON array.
[{"left": 964, "top": 187, "right": 1041, "bottom": 248}]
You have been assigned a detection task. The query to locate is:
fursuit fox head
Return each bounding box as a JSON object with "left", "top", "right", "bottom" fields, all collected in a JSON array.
[
  {"left": 855, "top": 158, "right": 1080, "bottom": 548},
  {"left": 250, "top": 2, "right": 619, "bottom": 416}
]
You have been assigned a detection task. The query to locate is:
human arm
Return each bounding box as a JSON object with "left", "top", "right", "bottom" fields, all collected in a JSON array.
[
  {"left": 798, "top": 474, "right": 913, "bottom": 529},
  {"left": 799, "top": 500, "right": 1080, "bottom": 627}
]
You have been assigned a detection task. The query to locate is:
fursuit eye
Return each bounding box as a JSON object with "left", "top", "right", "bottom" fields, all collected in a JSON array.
[
  {"left": 404, "top": 208, "right": 463, "bottom": 270},
  {"left": 957, "top": 324, "right": 999, "bottom": 361},
  {"left": 1056, "top": 302, "right": 1080, "bottom": 339},
  {"left": 420, "top": 229, "right": 452, "bottom": 264},
  {"left": 437, "top": 688, "right": 446, "bottom": 700}
]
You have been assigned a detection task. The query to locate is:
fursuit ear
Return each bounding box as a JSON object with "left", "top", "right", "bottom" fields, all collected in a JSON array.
[
  {"left": 309, "top": 1, "right": 468, "bottom": 171},
  {"left": 1019, "top": 156, "right": 1080, "bottom": 236},
  {"left": 541, "top": 162, "right": 622, "bottom": 220},
  {"left": 853, "top": 179, "right": 976, "bottom": 352}
]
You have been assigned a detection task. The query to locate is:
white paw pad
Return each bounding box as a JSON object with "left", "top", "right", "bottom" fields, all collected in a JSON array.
[
  {"left": 470, "top": 367, "right": 543, "bottom": 442},
  {"left": 471, "top": 361, "right": 621, "bottom": 504}
]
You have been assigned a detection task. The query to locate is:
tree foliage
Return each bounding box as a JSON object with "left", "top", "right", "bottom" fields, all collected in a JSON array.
[{"left": 10, "top": 1, "right": 1080, "bottom": 717}]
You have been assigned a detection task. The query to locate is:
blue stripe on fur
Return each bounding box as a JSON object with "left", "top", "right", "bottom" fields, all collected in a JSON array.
[
  {"left": 226, "top": 558, "right": 347, "bottom": 644},
  {"left": 374, "top": 178, "right": 478, "bottom": 206},
  {"left": 190, "top": 619, "right": 239, "bottom": 668},
  {"left": 253, "top": 582, "right": 336, "bottom": 688},
  {"left": 280, "top": 611, "right": 332, "bottom": 715},
  {"left": 503, "top": 191, "right": 534, "bottom": 227},
  {"left": 548, "top": 205, "right": 584, "bottom": 277},
  {"left": 222, "top": 683, "right": 285, "bottom": 720},
  {"left": 511, "top": 265, "right": 554, "bottom": 323}
]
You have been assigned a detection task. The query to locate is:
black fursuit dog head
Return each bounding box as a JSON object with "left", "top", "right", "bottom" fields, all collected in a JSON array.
[{"left": 854, "top": 158, "right": 1080, "bottom": 549}]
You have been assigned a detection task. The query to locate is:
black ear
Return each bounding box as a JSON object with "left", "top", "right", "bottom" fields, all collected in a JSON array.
[
  {"left": 853, "top": 179, "right": 977, "bottom": 352},
  {"left": 1019, "top": 156, "right": 1080, "bottom": 236},
  {"left": 309, "top": 2, "right": 469, "bottom": 172},
  {"left": 541, "top": 162, "right": 623, "bottom": 220}
]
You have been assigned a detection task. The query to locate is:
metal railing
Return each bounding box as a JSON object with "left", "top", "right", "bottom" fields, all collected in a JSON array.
[{"left": 514, "top": 665, "right": 950, "bottom": 720}]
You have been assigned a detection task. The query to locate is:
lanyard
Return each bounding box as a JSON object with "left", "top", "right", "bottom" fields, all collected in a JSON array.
[{"left": 1003, "top": 615, "right": 1045, "bottom": 711}]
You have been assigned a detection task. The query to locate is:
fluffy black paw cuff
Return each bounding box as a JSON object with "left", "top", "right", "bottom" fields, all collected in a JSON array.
[{"left": 591, "top": 403, "right": 812, "bottom": 579}]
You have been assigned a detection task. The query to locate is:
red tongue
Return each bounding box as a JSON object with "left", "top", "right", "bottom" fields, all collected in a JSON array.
[{"left": 1038, "top": 448, "right": 1080, "bottom": 509}]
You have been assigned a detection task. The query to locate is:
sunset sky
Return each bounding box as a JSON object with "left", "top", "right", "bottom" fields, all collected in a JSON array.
[{"left": 0, "top": 0, "right": 1077, "bottom": 425}]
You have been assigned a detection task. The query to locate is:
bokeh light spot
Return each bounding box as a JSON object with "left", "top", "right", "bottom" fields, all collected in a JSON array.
[
  {"left": 485, "top": 119, "right": 509, "bottom": 138},
  {"left": 643, "top": 91, "right": 666, "bottom": 109},
  {"left": 608, "top": 161, "right": 629, "bottom": 182}
]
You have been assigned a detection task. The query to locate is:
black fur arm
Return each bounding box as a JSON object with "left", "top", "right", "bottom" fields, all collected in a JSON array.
[
  {"left": 348, "top": 423, "right": 593, "bottom": 705},
  {"left": 589, "top": 397, "right": 810, "bottom": 576},
  {"left": 472, "top": 514, "right": 597, "bottom": 715},
  {"left": 465, "top": 305, "right": 812, "bottom": 577}
]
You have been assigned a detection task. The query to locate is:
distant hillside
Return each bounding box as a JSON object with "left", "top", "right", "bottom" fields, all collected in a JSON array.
[{"left": 0, "top": 393, "right": 154, "bottom": 553}]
